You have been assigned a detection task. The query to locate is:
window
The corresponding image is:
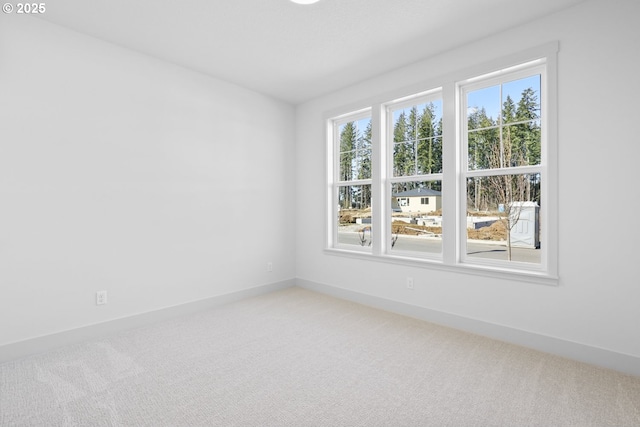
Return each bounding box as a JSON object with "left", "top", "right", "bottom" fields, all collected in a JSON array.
[
  {"left": 329, "top": 110, "right": 373, "bottom": 250},
  {"left": 326, "top": 44, "right": 558, "bottom": 284},
  {"left": 460, "top": 66, "right": 544, "bottom": 266},
  {"left": 387, "top": 94, "right": 443, "bottom": 257}
]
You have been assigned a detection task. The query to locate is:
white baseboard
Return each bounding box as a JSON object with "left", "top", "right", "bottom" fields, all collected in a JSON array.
[
  {"left": 4, "top": 277, "right": 638, "bottom": 378},
  {"left": 296, "top": 278, "right": 640, "bottom": 377},
  {"left": 0, "top": 279, "right": 296, "bottom": 364}
]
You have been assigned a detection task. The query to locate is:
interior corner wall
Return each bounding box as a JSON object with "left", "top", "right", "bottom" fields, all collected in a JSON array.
[
  {"left": 295, "top": 0, "right": 640, "bottom": 363},
  {"left": 0, "top": 15, "right": 296, "bottom": 347}
]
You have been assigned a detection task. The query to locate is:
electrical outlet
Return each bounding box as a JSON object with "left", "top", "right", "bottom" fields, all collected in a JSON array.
[
  {"left": 96, "top": 290, "right": 108, "bottom": 305},
  {"left": 406, "top": 277, "right": 414, "bottom": 290},
  {"left": 267, "top": 262, "right": 273, "bottom": 272}
]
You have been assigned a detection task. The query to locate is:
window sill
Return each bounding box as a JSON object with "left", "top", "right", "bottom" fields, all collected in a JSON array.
[{"left": 324, "top": 247, "right": 559, "bottom": 287}]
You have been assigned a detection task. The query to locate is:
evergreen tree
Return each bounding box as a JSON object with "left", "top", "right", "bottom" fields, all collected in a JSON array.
[
  {"left": 358, "top": 120, "right": 372, "bottom": 180},
  {"left": 502, "top": 95, "right": 517, "bottom": 167},
  {"left": 393, "top": 112, "right": 410, "bottom": 177},
  {"left": 417, "top": 104, "right": 435, "bottom": 176},
  {"left": 467, "top": 107, "right": 498, "bottom": 210},
  {"left": 516, "top": 87, "right": 541, "bottom": 166},
  {"left": 357, "top": 121, "right": 373, "bottom": 208},
  {"left": 467, "top": 107, "right": 497, "bottom": 171},
  {"left": 515, "top": 87, "right": 541, "bottom": 201},
  {"left": 431, "top": 115, "right": 444, "bottom": 191},
  {"left": 434, "top": 115, "right": 443, "bottom": 176},
  {"left": 339, "top": 122, "right": 357, "bottom": 208},
  {"left": 405, "top": 106, "right": 419, "bottom": 177},
  {"left": 502, "top": 95, "right": 517, "bottom": 124}
]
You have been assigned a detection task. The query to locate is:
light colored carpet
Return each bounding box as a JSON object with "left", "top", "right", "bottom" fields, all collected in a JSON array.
[{"left": 1, "top": 286, "right": 639, "bottom": 426}]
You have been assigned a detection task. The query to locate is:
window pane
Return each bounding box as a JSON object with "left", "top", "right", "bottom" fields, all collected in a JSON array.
[
  {"left": 467, "top": 75, "right": 542, "bottom": 171},
  {"left": 337, "top": 185, "right": 373, "bottom": 247},
  {"left": 502, "top": 75, "right": 541, "bottom": 124},
  {"left": 393, "top": 141, "right": 415, "bottom": 177},
  {"left": 503, "top": 120, "right": 541, "bottom": 167},
  {"left": 468, "top": 127, "right": 499, "bottom": 171},
  {"left": 467, "top": 85, "right": 500, "bottom": 130},
  {"left": 393, "top": 108, "right": 410, "bottom": 143},
  {"left": 390, "top": 181, "right": 442, "bottom": 255},
  {"left": 339, "top": 151, "right": 354, "bottom": 181},
  {"left": 356, "top": 148, "right": 372, "bottom": 180},
  {"left": 466, "top": 173, "right": 541, "bottom": 264},
  {"left": 392, "top": 100, "right": 442, "bottom": 177},
  {"left": 338, "top": 117, "right": 372, "bottom": 182},
  {"left": 416, "top": 136, "right": 442, "bottom": 174}
]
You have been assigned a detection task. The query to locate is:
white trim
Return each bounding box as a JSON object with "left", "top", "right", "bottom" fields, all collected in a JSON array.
[
  {"left": 385, "top": 89, "right": 443, "bottom": 116},
  {"left": 388, "top": 173, "right": 443, "bottom": 183},
  {"left": 543, "top": 46, "right": 559, "bottom": 279},
  {"left": 370, "top": 103, "right": 384, "bottom": 256},
  {"left": 324, "top": 247, "right": 557, "bottom": 286},
  {"left": 297, "top": 278, "right": 640, "bottom": 377},
  {"left": 336, "top": 178, "right": 371, "bottom": 186},
  {"left": 330, "top": 107, "right": 371, "bottom": 124},
  {"left": 464, "top": 165, "right": 541, "bottom": 178},
  {"left": 0, "top": 280, "right": 296, "bottom": 364},
  {"left": 460, "top": 62, "right": 546, "bottom": 94}
]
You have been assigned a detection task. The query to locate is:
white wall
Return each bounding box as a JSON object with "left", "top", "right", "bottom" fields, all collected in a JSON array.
[
  {"left": 0, "top": 15, "right": 296, "bottom": 346},
  {"left": 295, "top": 0, "right": 640, "bottom": 362}
]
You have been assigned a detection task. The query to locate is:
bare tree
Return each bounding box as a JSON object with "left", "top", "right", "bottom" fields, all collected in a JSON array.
[
  {"left": 485, "top": 175, "right": 528, "bottom": 260},
  {"left": 484, "top": 126, "right": 529, "bottom": 260}
]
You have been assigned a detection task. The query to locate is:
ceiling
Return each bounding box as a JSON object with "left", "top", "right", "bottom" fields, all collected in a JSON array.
[{"left": 37, "top": 0, "right": 586, "bottom": 104}]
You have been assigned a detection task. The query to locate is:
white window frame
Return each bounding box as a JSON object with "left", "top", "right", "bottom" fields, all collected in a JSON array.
[
  {"left": 384, "top": 90, "right": 444, "bottom": 260},
  {"left": 327, "top": 108, "right": 373, "bottom": 252},
  {"left": 325, "top": 42, "right": 559, "bottom": 286},
  {"left": 458, "top": 61, "right": 547, "bottom": 273}
]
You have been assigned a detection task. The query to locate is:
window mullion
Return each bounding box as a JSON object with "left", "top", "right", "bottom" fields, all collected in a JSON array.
[
  {"left": 336, "top": 178, "right": 372, "bottom": 186},
  {"left": 327, "top": 120, "right": 338, "bottom": 248},
  {"left": 465, "top": 165, "right": 542, "bottom": 178},
  {"left": 371, "top": 103, "right": 384, "bottom": 256},
  {"left": 441, "top": 81, "right": 458, "bottom": 266}
]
